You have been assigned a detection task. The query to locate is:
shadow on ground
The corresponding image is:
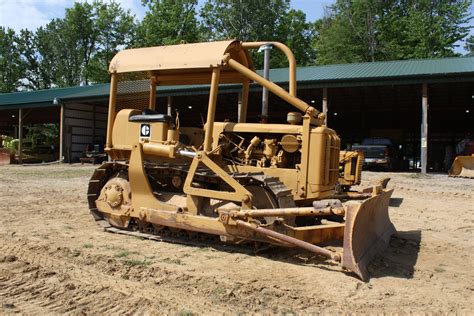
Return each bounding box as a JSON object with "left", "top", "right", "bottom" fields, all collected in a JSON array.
[{"left": 369, "top": 230, "right": 421, "bottom": 279}]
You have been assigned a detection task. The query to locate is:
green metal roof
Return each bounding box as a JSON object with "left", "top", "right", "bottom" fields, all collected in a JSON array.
[
  {"left": 272, "top": 55, "right": 474, "bottom": 86},
  {"left": 1, "top": 56, "right": 473, "bottom": 109}
]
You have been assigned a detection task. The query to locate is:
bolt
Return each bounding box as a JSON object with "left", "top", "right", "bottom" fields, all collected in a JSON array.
[{"left": 242, "top": 195, "right": 251, "bottom": 203}]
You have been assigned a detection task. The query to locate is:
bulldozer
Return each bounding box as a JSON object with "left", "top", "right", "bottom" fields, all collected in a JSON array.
[
  {"left": 448, "top": 139, "right": 474, "bottom": 178},
  {"left": 88, "top": 40, "right": 395, "bottom": 281},
  {"left": 338, "top": 150, "right": 364, "bottom": 191}
]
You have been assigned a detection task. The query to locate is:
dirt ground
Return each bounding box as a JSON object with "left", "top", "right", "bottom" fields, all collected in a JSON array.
[{"left": 0, "top": 164, "right": 473, "bottom": 314}]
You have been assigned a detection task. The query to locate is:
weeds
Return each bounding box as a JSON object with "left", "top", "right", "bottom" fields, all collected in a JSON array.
[
  {"left": 82, "top": 243, "right": 94, "bottom": 249},
  {"left": 114, "top": 250, "right": 130, "bottom": 258}
]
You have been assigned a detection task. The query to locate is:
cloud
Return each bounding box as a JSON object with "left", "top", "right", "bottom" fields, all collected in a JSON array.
[
  {"left": 0, "top": 0, "right": 146, "bottom": 32},
  {"left": 0, "top": 0, "right": 52, "bottom": 31}
]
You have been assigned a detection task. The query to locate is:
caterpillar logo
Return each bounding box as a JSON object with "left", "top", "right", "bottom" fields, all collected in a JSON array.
[{"left": 140, "top": 124, "right": 151, "bottom": 138}]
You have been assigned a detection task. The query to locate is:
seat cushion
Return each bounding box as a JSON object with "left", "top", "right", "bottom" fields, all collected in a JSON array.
[{"left": 129, "top": 112, "right": 173, "bottom": 123}]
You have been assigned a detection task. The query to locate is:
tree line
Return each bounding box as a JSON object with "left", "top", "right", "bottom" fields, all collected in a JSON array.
[{"left": 0, "top": 0, "right": 472, "bottom": 93}]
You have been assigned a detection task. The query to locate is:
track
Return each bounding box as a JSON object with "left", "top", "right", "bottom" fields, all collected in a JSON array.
[{"left": 87, "top": 162, "right": 296, "bottom": 248}]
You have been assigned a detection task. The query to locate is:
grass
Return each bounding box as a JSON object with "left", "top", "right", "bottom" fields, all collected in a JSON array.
[
  {"left": 161, "top": 257, "right": 184, "bottom": 265},
  {"left": 82, "top": 243, "right": 94, "bottom": 249},
  {"left": 434, "top": 266, "right": 446, "bottom": 273},
  {"left": 178, "top": 310, "right": 195, "bottom": 316},
  {"left": 407, "top": 173, "right": 432, "bottom": 179},
  {"left": 211, "top": 286, "right": 226, "bottom": 296},
  {"left": 123, "top": 259, "right": 150, "bottom": 267},
  {"left": 114, "top": 250, "right": 130, "bottom": 258}
]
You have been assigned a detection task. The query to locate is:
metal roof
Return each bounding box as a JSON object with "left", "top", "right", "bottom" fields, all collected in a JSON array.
[{"left": 1, "top": 56, "right": 473, "bottom": 109}]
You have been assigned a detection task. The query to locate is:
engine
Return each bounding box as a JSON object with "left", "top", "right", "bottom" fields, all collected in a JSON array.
[{"left": 218, "top": 132, "right": 301, "bottom": 169}]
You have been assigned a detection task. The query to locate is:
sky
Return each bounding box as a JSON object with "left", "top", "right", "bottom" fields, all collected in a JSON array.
[{"left": 0, "top": 0, "right": 472, "bottom": 54}]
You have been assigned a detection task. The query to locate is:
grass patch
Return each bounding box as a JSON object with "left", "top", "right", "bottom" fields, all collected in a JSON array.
[
  {"left": 114, "top": 250, "right": 130, "bottom": 258},
  {"left": 407, "top": 173, "right": 432, "bottom": 179},
  {"left": 161, "top": 257, "right": 184, "bottom": 265},
  {"left": 434, "top": 266, "right": 446, "bottom": 273},
  {"left": 82, "top": 243, "right": 94, "bottom": 249},
  {"left": 178, "top": 310, "right": 195, "bottom": 316},
  {"left": 123, "top": 259, "right": 150, "bottom": 267},
  {"left": 211, "top": 286, "right": 226, "bottom": 296}
]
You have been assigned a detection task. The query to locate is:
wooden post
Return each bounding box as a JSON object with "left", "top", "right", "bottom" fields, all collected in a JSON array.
[
  {"left": 421, "top": 83, "right": 428, "bottom": 174},
  {"left": 322, "top": 87, "right": 328, "bottom": 126},
  {"left": 18, "top": 108, "right": 23, "bottom": 164},
  {"left": 59, "top": 104, "right": 65, "bottom": 162}
]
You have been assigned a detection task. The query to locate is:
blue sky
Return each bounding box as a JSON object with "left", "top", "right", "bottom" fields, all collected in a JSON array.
[{"left": 0, "top": 0, "right": 472, "bottom": 54}]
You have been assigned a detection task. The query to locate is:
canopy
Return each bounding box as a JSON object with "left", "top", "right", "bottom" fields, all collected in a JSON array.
[{"left": 109, "top": 40, "right": 252, "bottom": 75}]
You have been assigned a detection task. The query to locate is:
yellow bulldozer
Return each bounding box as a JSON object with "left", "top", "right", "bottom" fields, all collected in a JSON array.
[
  {"left": 448, "top": 139, "right": 474, "bottom": 178},
  {"left": 88, "top": 40, "right": 395, "bottom": 281}
]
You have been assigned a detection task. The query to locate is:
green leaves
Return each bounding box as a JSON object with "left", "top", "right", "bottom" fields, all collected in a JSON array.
[
  {"left": 200, "top": 0, "right": 315, "bottom": 68},
  {"left": 314, "top": 0, "right": 472, "bottom": 65},
  {"left": 0, "top": 27, "right": 23, "bottom": 92},
  {"left": 136, "top": 0, "right": 201, "bottom": 47},
  {"left": 1, "top": 0, "right": 472, "bottom": 93}
]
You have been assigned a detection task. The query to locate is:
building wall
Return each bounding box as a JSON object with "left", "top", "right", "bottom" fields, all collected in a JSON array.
[{"left": 63, "top": 103, "right": 107, "bottom": 162}]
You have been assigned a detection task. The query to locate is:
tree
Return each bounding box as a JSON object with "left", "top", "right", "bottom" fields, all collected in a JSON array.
[
  {"left": 379, "top": 0, "right": 471, "bottom": 59},
  {"left": 136, "top": 0, "right": 201, "bottom": 47},
  {"left": 0, "top": 27, "right": 23, "bottom": 92},
  {"left": 314, "top": 0, "right": 472, "bottom": 64},
  {"left": 15, "top": 0, "right": 136, "bottom": 89},
  {"left": 87, "top": 1, "right": 136, "bottom": 83},
  {"left": 200, "top": 0, "right": 316, "bottom": 68},
  {"left": 465, "top": 35, "right": 474, "bottom": 56}
]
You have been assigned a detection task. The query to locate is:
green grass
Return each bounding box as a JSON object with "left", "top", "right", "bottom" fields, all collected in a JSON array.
[
  {"left": 177, "top": 310, "right": 195, "bottom": 316},
  {"left": 82, "top": 243, "right": 94, "bottom": 249},
  {"left": 114, "top": 250, "right": 130, "bottom": 258}
]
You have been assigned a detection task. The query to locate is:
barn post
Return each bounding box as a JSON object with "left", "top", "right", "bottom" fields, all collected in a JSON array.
[
  {"left": 167, "top": 96, "right": 173, "bottom": 116},
  {"left": 59, "top": 104, "right": 65, "bottom": 162},
  {"left": 18, "top": 108, "right": 23, "bottom": 164},
  {"left": 322, "top": 87, "right": 328, "bottom": 125},
  {"left": 421, "top": 83, "right": 428, "bottom": 174}
]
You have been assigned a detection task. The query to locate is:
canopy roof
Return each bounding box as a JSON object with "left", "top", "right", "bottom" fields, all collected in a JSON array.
[
  {"left": 1, "top": 56, "right": 473, "bottom": 109},
  {"left": 109, "top": 40, "right": 252, "bottom": 76}
]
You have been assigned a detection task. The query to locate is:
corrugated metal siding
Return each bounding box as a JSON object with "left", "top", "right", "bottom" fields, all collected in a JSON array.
[
  {"left": 1, "top": 56, "right": 473, "bottom": 108},
  {"left": 63, "top": 103, "right": 107, "bottom": 162}
]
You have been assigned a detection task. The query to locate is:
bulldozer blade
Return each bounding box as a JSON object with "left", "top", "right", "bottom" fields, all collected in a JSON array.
[
  {"left": 342, "top": 189, "right": 395, "bottom": 281},
  {"left": 449, "top": 156, "right": 474, "bottom": 178}
]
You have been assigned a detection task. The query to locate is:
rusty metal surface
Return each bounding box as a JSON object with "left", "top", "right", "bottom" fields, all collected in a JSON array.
[
  {"left": 235, "top": 220, "right": 341, "bottom": 261},
  {"left": 341, "top": 189, "right": 395, "bottom": 281},
  {"left": 109, "top": 40, "right": 250, "bottom": 74},
  {"left": 448, "top": 155, "right": 474, "bottom": 178},
  {"left": 0, "top": 148, "right": 11, "bottom": 165}
]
